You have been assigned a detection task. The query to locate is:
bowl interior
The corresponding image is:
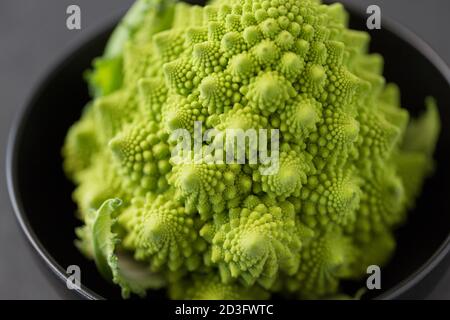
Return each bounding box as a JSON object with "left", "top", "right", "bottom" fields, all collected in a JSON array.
[{"left": 8, "top": 7, "right": 450, "bottom": 299}]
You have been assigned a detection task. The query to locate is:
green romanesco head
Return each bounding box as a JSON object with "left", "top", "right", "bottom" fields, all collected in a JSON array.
[{"left": 63, "top": 0, "right": 440, "bottom": 299}]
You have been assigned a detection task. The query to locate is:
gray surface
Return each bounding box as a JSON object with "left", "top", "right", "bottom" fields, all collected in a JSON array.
[{"left": 0, "top": 0, "right": 449, "bottom": 300}]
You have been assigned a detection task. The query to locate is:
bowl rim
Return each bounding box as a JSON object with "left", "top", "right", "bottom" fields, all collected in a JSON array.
[
  {"left": 4, "top": 12, "right": 122, "bottom": 300},
  {"left": 6, "top": 2, "right": 450, "bottom": 300},
  {"left": 341, "top": 1, "right": 450, "bottom": 299}
]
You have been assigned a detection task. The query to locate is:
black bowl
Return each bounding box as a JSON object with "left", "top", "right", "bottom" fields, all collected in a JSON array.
[{"left": 6, "top": 3, "right": 450, "bottom": 300}]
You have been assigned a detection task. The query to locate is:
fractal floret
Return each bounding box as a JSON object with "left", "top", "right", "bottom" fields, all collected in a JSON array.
[{"left": 63, "top": 0, "right": 440, "bottom": 299}]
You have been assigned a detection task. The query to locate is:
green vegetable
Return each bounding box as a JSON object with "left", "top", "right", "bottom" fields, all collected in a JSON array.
[
  {"left": 76, "top": 198, "right": 166, "bottom": 298},
  {"left": 63, "top": 0, "right": 440, "bottom": 299}
]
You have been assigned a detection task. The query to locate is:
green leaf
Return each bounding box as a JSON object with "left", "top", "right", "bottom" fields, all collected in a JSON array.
[
  {"left": 91, "top": 199, "right": 166, "bottom": 298},
  {"left": 85, "top": 57, "right": 123, "bottom": 97},
  {"left": 402, "top": 97, "right": 440, "bottom": 156}
]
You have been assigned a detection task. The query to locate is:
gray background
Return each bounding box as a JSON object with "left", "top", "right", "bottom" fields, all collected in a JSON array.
[{"left": 0, "top": 0, "right": 449, "bottom": 299}]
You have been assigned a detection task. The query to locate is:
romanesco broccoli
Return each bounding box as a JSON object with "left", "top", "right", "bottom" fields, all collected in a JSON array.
[{"left": 63, "top": 0, "right": 440, "bottom": 299}]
